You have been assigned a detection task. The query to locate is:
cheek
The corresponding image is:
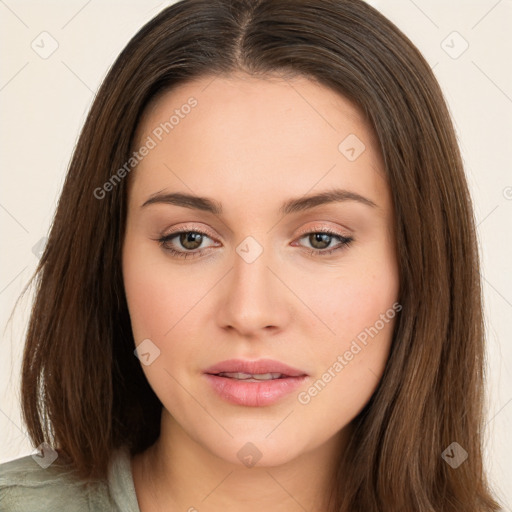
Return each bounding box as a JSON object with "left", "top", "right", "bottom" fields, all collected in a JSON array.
[
  {"left": 295, "top": 246, "right": 398, "bottom": 416},
  {"left": 304, "top": 254, "right": 398, "bottom": 343},
  {"left": 296, "top": 290, "right": 398, "bottom": 434},
  {"left": 122, "top": 239, "right": 201, "bottom": 406},
  {"left": 308, "top": 277, "right": 397, "bottom": 382},
  {"left": 123, "top": 255, "right": 169, "bottom": 340},
  {"left": 122, "top": 237, "right": 207, "bottom": 340}
]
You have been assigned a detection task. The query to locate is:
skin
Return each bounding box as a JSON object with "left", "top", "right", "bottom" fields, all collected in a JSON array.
[{"left": 123, "top": 72, "right": 399, "bottom": 511}]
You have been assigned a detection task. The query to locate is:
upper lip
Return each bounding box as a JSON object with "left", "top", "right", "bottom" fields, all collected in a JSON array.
[{"left": 204, "top": 358, "right": 308, "bottom": 377}]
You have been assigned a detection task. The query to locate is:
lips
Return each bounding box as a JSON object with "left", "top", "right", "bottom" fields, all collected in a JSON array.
[
  {"left": 203, "top": 358, "right": 309, "bottom": 407},
  {"left": 204, "top": 358, "right": 307, "bottom": 378}
]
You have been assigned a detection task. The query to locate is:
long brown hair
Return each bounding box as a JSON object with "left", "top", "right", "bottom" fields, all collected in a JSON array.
[{"left": 20, "top": 0, "right": 501, "bottom": 509}]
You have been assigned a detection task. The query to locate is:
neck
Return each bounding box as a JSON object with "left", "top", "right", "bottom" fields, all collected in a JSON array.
[{"left": 132, "top": 409, "right": 351, "bottom": 512}]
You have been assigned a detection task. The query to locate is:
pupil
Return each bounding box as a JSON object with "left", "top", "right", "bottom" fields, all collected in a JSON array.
[
  {"left": 310, "top": 233, "right": 331, "bottom": 249},
  {"left": 180, "top": 232, "right": 202, "bottom": 249}
]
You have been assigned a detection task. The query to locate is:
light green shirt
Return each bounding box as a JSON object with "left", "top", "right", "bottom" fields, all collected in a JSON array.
[{"left": 0, "top": 447, "right": 140, "bottom": 511}]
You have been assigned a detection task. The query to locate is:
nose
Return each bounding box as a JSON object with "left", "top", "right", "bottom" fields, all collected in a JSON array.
[{"left": 216, "top": 239, "right": 290, "bottom": 338}]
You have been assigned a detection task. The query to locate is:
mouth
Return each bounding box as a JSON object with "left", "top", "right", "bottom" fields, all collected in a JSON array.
[
  {"left": 204, "top": 358, "right": 308, "bottom": 378},
  {"left": 203, "top": 359, "right": 309, "bottom": 407},
  {"left": 211, "top": 372, "right": 293, "bottom": 382}
]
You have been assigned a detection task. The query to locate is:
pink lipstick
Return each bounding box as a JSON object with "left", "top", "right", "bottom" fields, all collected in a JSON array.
[{"left": 203, "top": 358, "right": 308, "bottom": 407}]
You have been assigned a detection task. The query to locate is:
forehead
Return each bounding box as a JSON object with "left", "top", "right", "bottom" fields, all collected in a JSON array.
[
  {"left": 137, "top": 72, "right": 372, "bottom": 147},
  {"left": 129, "top": 73, "right": 386, "bottom": 205}
]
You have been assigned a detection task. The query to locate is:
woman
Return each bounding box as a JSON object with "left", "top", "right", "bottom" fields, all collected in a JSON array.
[{"left": 0, "top": 0, "right": 502, "bottom": 510}]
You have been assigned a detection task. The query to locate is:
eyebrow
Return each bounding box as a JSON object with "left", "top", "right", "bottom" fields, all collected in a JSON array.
[{"left": 141, "top": 188, "right": 377, "bottom": 214}]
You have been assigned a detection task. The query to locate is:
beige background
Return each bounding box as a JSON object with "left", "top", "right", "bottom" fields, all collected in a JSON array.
[{"left": 1, "top": 0, "right": 511, "bottom": 508}]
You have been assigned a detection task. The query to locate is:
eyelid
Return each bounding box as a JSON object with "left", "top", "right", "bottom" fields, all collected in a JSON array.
[
  {"left": 160, "top": 222, "right": 352, "bottom": 241},
  {"left": 160, "top": 222, "right": 350, "bottom": 241},
  {"left": 294, "top": 223, "right": 352, "bottom": 238},
  {"left": 161, "top": 223, "right": 219, "bottom": 240}
]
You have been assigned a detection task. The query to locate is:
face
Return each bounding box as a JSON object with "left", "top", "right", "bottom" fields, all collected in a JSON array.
[{"left": 122, "top": 73, "right": 399, "bottom": 468}]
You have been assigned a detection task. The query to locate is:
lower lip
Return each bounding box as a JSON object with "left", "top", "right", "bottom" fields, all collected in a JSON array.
[{"left": 204, "top": 374, "right": 308, "bottom": 407}]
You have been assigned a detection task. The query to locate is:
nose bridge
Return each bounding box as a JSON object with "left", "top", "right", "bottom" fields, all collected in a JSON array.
[
  {"left": 218, "top": 233, "right": 285, "bottom": 334},
  {"left": 233, "top": 238, "right": 270, "bottom": 291}
]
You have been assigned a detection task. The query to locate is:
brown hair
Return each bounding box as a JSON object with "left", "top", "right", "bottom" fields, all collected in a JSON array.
[{"left": 19, "top": 0, "right": 501, "bottom": 510}]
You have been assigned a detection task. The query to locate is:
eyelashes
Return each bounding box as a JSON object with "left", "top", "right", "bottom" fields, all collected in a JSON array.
[{"left": 156, "top": 228, "right": 354, "bottom": 260}]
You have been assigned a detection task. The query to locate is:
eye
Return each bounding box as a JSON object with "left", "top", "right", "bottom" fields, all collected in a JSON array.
[
  {"left": 295, "top": 229, "right": 353, "bottom": 256},
  {"left": 156, "top": 227, "right": 354, "bottom": 259},
  {"left": 157, "top": 229, "right": 217, "bottom": 259}
]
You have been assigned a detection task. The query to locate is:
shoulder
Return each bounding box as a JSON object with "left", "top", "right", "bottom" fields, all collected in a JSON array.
[{"left": 0, "top": 451, "right": 112, "bottom": 512}]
